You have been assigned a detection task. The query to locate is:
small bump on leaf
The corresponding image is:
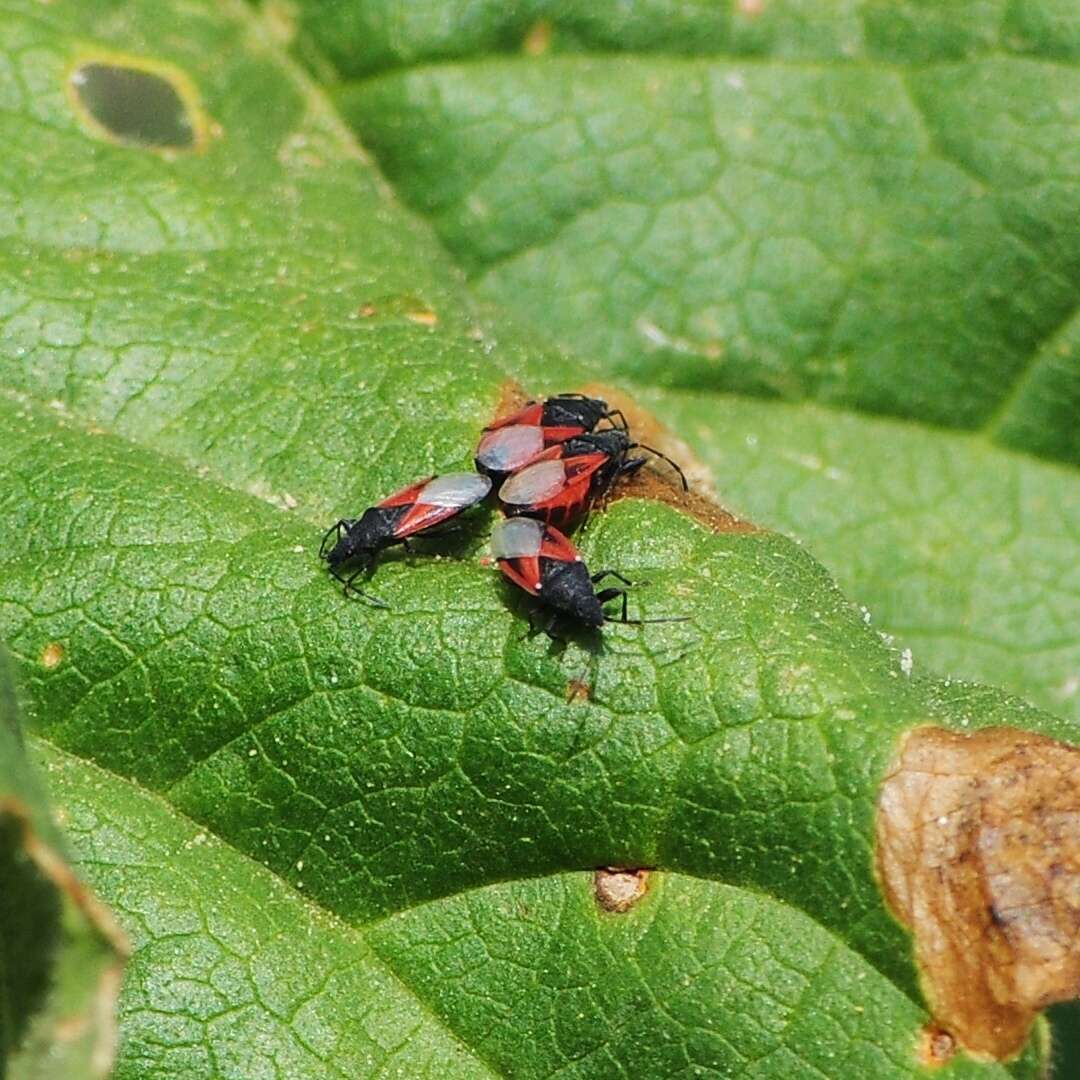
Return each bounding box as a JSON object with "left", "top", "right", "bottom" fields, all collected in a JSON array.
[
  {"left": 522, "top": 19, "right": 553, "bottom": 56},
  {"left": 565, "top": 677, "right": 590, "bottom": 702},
  {"left": 39, "top": 642, "right": 64, "bottom": 670}
]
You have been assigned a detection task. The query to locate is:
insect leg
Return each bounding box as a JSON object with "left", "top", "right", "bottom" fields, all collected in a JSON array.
[
  {"left": 603, "top": 408, "right": 629, "bottom": 432},
  {"left": 596, "top": 586, "right": 629, "bottom": 623},
  {"left": 591, "top": 569, "right": 634, "bottom": 587},
  {"left": 598, "top": 587, "right": 689, "bottom": 626},
  {"left": 335, "top": 566, "right": 390, "bottom": 609}
]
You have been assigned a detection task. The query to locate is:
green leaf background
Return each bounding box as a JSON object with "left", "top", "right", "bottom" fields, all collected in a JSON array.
[{"left": 1, "top": 0, "right": 1078, "bottom": 1076}]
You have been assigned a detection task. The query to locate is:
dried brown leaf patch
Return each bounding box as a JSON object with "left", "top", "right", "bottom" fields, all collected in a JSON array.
[{"left": 876, "top": 726, "right": 1080, "bottom": 1060}]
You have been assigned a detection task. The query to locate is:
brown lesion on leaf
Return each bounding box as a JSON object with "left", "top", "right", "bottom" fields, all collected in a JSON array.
[
  {"left": 875, "top": 726, "right": 1080, "bottom": 1060},
  {"left": 489, "top": 380, "right": 757, "bottom": 534},
  {"left": 522, "top": 18, "right": 553, "bottom": 56},
  {"left": 39, "top": 642, "right": 64, "bottom": 670},
  {"left": 565, "top": 677, "right": 591, "bottom": 703},
  {"left": 594, "top": 867, "right": 651, "bottom": 913},
  {"left": 917, "top": 1024, "right": 956, "bottom": 1069},
  {"left": 0, "top": 795, "right": 130, "bottom": 1075}
]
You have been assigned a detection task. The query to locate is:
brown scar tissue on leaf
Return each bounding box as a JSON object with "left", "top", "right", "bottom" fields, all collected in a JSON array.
[
  {"left": 594, "top": 867, "right": 651, "bottom": 913},
  {"left": 489, "top": 380, "right": 756, "bottom": 534},
  {"left": 875, "top": 726, "right": 1080, "bottom": 1060},
  {"left": 917, "top": 1024, "right": 956, "bottom": 1069},
  {"left": 565, "top": 677, "right": 590, "bottom": 703}
]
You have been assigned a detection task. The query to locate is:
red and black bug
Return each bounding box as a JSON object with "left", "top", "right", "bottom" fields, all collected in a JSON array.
[
  {"left": 320, "top": 472, "right": 491, "bottom": 605},
  {"left": 497, "top": 430, "right": 688, "bottom": 528},
  {"left": 474, "top": 393, "right": 627, "bottom": 483},
  {"left": 490, "top": 517, "right": 686, "bottom": 633}
]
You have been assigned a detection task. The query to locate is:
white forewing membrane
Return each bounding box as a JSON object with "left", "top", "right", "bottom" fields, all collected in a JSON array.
[
  {"left": 498, "top": 459, "right": 567, "bottom": 505},
  {"left": 490, "top": 517, "right": 544, "bottom": 560},
  {"left": 420, "top": 472, "right": 492, "bottom": 508},
  {"left": 476, "top": 425, "right": 545, "bottom": 471}
]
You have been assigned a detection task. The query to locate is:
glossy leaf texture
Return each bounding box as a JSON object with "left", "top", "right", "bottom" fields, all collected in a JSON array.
[
  {"left": 0, "top": 0, "right": 1076, "bottom": 1077},
  {"left": 308, "top": 2, "right": 1080, "bottom": 806}
]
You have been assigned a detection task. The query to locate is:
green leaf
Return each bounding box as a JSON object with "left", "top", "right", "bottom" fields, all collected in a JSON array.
[
  {"left": 301, "top": 5, "right": 1080, "bottom": 1063},
  {"left": 0, "top": 649, "right": 126, "bottom": 1078},
  {"left": 312, "top": 0, "right": 1080, "bottom": 807},
  {"left": 1, "top": 0, "right": 1076, "bottom": 1076},
  {"left": 329, "top": 5, "right": 1080, "bottom": 467},
  {"left": 648, "top": 392, "right": 1080, "bottom": 730}
]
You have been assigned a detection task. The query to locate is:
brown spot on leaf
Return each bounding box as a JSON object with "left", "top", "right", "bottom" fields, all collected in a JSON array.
[
  {"left": 875, "top": 726, "right": 1080, "bottom": 1060},
  {"left": 565, "top": 677, "right": 590, "bottom": 703},
  {"left": 492, "top": 379, "right": 529, "bottom": 423},
  {"left": 523, "top": 19, "right": 553, "bottom": 56},
  {"left": 917, "top": 1024, "right": 956, "bottom": 1068},
  {"left": 40, "top": 642, "right": 64, "bottom": 669},
  {"left": 594, "top": 867, "right": 651, "bottom": 913}
]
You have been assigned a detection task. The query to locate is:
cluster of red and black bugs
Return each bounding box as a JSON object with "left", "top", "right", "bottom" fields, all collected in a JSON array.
[{"left": 320, "top": 393, "right": 689, "bottom": 634}]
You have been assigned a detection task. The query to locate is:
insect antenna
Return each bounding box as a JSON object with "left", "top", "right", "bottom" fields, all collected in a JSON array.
[
  {"left": 319, "top": 520, "right": 348, "bottom": 559},
  {"left": 634, "top": 443, "right": 689, "bottom": 491}
]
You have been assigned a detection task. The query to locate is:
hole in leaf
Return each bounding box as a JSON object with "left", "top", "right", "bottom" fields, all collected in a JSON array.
[{"left": 68, "top": 59, "right": 203, "bottom": 151}]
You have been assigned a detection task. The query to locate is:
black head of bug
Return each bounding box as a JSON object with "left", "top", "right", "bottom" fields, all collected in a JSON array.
[
  {"left": 320, "top": 507, "right": 399, "bottom": 570},
  {"left": 564, "top": 429, "right": 632, "bottom": 459},
  {"left": 542, "top": 394, "right": 631, "bottom": 434},
  {"left": 319, "top": 508, "right": 401, "bottom": 608},
  {"left": 538, "top": 559, "right": 607, "bottom": 629}
]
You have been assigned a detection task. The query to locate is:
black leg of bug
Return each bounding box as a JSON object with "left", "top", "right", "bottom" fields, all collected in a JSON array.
[
  {"left": 602, "top": 408, "right": 630, "bottom": 432},
  {"left": 591, "top": 569, "right": 634, "bottom": 587},
  {"left": 334, "top": 564, "right": 390, "bottom": 609},
  {"left": 596, "top": 586, "right": 630, "bottom": 623},
  {"left": 521, "top": 606, "right": 563, "bottom": 643},
  {"left": 596, "top": 585, "right": 689, "bottom": 626}
]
